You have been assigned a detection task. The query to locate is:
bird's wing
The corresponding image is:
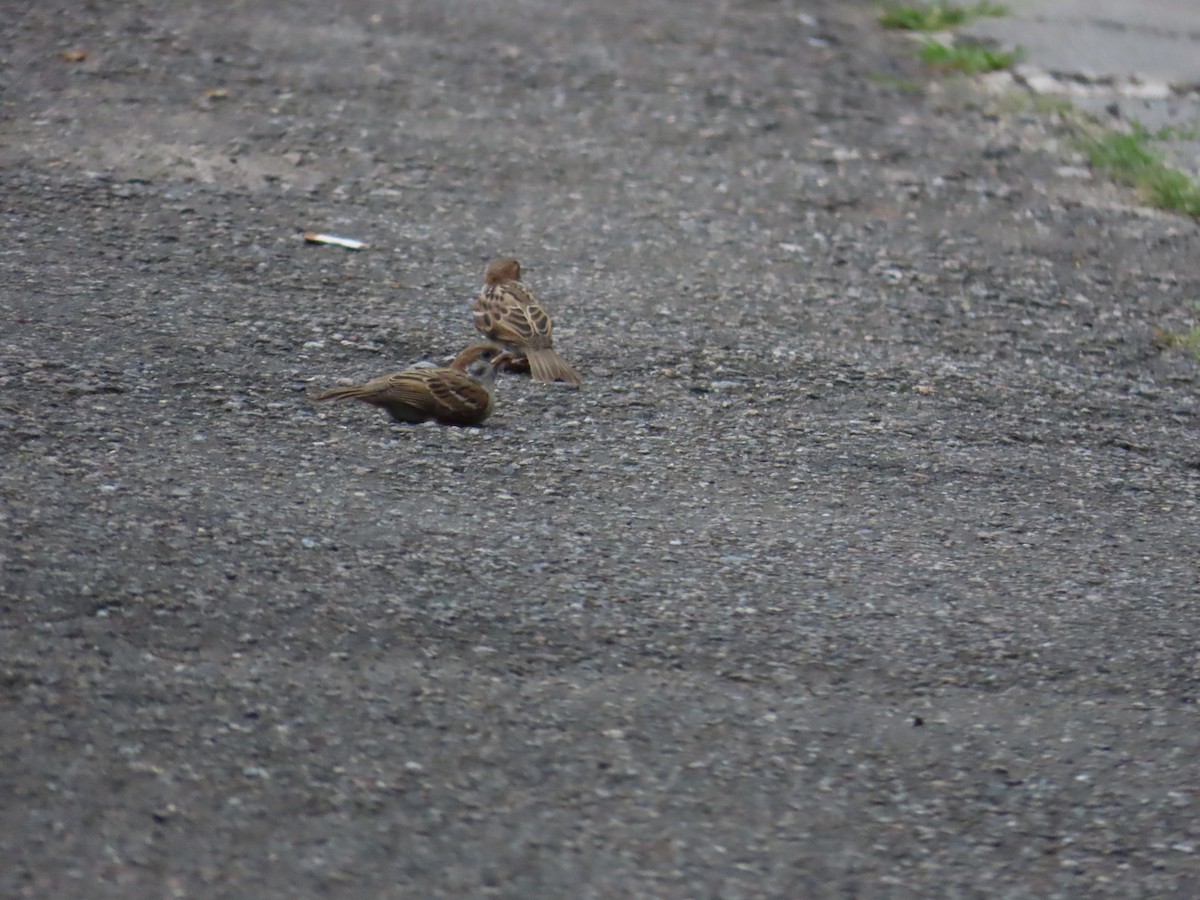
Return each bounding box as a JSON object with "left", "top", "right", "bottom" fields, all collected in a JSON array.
[
  {"left": 413, "top": 368, "right": 492, "bottom": 420},
  {"left": 377, "top": 371, "right": 438, "bottom": 411}
]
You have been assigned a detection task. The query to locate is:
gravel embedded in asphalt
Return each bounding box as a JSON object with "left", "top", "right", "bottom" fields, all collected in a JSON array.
[{"left": 2, "top": 1, "right": 1199, "bottom": 897}]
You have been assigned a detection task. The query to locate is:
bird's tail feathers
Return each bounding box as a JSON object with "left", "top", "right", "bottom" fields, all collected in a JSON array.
[
  {"left": 316, "top": 385, "right": 368, "bottom": 402},
  {"left": 526, "top": 349, "right": 582, "bottom": 386}
]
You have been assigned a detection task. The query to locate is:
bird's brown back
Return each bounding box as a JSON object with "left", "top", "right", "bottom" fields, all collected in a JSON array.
[{"left": 472, "top": 281, "right": 555, "bottom": 352}]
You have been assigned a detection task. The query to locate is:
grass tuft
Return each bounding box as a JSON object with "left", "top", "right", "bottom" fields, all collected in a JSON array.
[
  {"left": 1153, "top": 326, "right": 1200, "bottom": 360},
  {"left": 918, "top": 39, "right": 1021, "bottom": 74},
  {"left": 879, "top": 1, "right": 1007, "bottom": 31},
  {"left": 1079, "top": 123, "right": 1200, "bottom": 216}
]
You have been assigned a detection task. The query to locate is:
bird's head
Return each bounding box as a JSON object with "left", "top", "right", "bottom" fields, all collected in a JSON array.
[
  {"left": 484, "top": 257, "right": 522, "bottom": 285},
  {"left": 450, "top": 343, "right": 503, "bottom": 371},
  {"left": 466, "top": 358, "right": 499, "bottom": 387}
]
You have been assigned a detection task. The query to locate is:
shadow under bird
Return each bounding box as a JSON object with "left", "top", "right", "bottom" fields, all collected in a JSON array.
[
  {"left": 471, "top": 257, "right": 582, "bottom": 386},
  {"left": 316, "top": 347, "right": 500, "bottom": 426}
]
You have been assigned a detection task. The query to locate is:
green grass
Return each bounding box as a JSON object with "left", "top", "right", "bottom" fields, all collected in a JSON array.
[
  {"left": 918, "top": 39, "right": 1021, "bottom": 74},
  {"left": 879, "top": 1, "right": 1007, "bottom": 31},
  {"left": 1079, "top": 123, "right": 1200, "bottom": 216},
  {"left": 881, "top": 1, "right": 1200, "bottom": 220},
  {"left": 1154, "top": 325, "right": 1200, "bottom": 360}
]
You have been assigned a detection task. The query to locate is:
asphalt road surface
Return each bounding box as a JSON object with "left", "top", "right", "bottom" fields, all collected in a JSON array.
[{"left": 2, "top": 1, "right": 1199, "bottom": 897}]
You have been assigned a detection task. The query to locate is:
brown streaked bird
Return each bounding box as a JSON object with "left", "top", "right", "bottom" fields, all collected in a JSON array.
[
  {"left": 471, "top": 257, "right": 582, "bottom": 386},
  {"left": 449, "top": 342, "right": 530, "bottom": 375},
  {"left": 316, "top": 348, "right": 499, "bottom": 426}
]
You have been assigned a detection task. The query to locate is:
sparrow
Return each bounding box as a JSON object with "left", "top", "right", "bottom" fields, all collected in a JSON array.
[
  {"left": 471, "top": 257, "right": 582, "bottom": 386},
  {"left": 316, "top": 348, "right": 499, "bottom": 426}
]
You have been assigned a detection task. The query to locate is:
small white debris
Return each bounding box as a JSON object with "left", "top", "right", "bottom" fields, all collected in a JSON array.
[
  {"left": 1021, "top": 71, "right": 1062, "bottom": 94},
  {"left": 979, "top": 70, "right": 1015, "bottom": 94},
  {"left": 1054, "top": 166, "right": 1092, "bottom": 180},
  {"left": 302, "top": 232, "right": 366, "bottom": 250}
]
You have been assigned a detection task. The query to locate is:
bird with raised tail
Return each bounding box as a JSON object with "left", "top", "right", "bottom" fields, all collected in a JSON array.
[
  {"left": 315, "top": 347, "right": 500, "bottom": 426},
  {"left": 471, "top": 257, "right": 582, "bottom": 386}
]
